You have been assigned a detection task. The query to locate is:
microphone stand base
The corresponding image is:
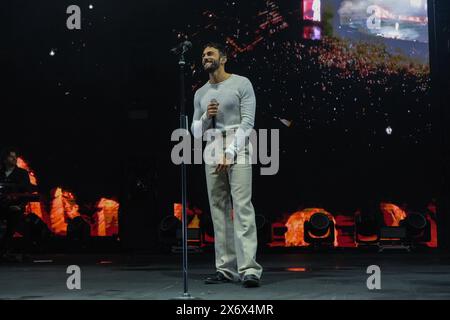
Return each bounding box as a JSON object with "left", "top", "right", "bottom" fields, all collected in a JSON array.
[{"left": 171, "top": 293, "right": 202, "bottom": 300}]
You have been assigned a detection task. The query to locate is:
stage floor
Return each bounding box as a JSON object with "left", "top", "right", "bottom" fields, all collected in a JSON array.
[{"left": 1, "top": 251, "right": 450, "bottom": 300}]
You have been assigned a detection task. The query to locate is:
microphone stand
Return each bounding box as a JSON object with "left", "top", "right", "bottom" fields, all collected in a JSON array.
[{"left": 172, "top": 41, "right": 198, "bottom": 300}]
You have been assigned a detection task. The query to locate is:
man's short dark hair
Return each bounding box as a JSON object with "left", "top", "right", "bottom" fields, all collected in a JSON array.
[
  {"left": 0, "top": 147, "right": 19, "bottom": 163},
  {"left": 202, "top": 42, "right": 227, "bottom": 57}
]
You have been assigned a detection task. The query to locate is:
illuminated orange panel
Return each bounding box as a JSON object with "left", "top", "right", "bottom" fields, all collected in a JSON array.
[
  {"left": 380, "top": 202, "right": 407, "bottom": 227},
  {"left": 16, "top": 157, "right": 47, "bottom": 222},
  {"left": 94, "top": 198, "right": 119, "bottom": 236},
  {"left": 17, "top": 157, "right": 37, "bottom": 186},
  {"left": 16, "top": 157, "right": 121, "bottom": 237},
  {"left": 173, "top": 203, "right": 202, "bottom": 228},
  {"left": 49, "top": 187, "right": 81, "bottom": 235}
]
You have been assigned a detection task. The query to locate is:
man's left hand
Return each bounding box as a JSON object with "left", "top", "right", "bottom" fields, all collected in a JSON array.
[{"left": 215, "top": 154, "right": 232, "bottom": 173}]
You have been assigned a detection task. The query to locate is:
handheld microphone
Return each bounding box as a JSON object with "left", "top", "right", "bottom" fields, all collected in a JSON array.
[{"left": 210, "top": 99, "right": 218, "bottom": 129}]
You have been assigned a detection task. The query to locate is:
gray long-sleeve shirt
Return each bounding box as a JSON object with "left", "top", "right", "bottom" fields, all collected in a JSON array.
[{"left": 191, "top": 74, "right": 256, "bottom": 158}]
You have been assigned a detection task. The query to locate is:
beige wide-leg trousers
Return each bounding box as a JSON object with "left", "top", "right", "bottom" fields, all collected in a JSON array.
[{"left": 205, "top": 149, "right": 263, "bottom": 281}]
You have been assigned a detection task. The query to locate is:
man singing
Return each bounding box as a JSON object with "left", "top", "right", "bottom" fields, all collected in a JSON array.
[{"left": 191, "top": 42, "right": 262, "bottom": 288}]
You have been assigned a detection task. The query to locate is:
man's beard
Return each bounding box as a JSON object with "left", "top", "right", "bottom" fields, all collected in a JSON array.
[{"left": 203, "top": 59, "right": 220, "bottom": 73}]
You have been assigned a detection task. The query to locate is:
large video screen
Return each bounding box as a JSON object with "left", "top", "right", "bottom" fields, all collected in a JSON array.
[
  {"left": 173, "top": 0, "right": 434, "bottom": 217},
  {"left": 337, "top": 0, "right": 429, "bottom": 43}
]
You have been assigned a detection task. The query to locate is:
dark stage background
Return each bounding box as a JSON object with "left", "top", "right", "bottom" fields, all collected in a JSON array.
[{"left": 3, "top": 1, "right": 447, "bottom": 248}]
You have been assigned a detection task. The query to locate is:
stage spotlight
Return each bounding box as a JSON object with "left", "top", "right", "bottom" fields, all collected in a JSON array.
[
  {"left": 308, "top": 212, "right": 330, "bottom": 236},
  {"left": 377, "top": 208, "right": 432, "bottom": 251},
  {"left": 355, "top": 215, "right": 380, "bottom": 244},
  {"left": 400, "top": 212, "right": 431, "bottom": 243},
  {"left": 158, "top": 215, "right": 202, "bottom": 248},
  {"left": 355, "top": 209, "right": 383, "bottom": 246},
  {"left": 304, "top": 212, "right": 335, "bottom": 246},
  {"left": 158, "top": 215, "right": 181, "bottom": 245}
]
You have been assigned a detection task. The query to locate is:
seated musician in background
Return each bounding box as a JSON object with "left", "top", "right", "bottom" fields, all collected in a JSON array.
[{"left": 0, "top": 147, "right": 32, "bottom": 261}]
